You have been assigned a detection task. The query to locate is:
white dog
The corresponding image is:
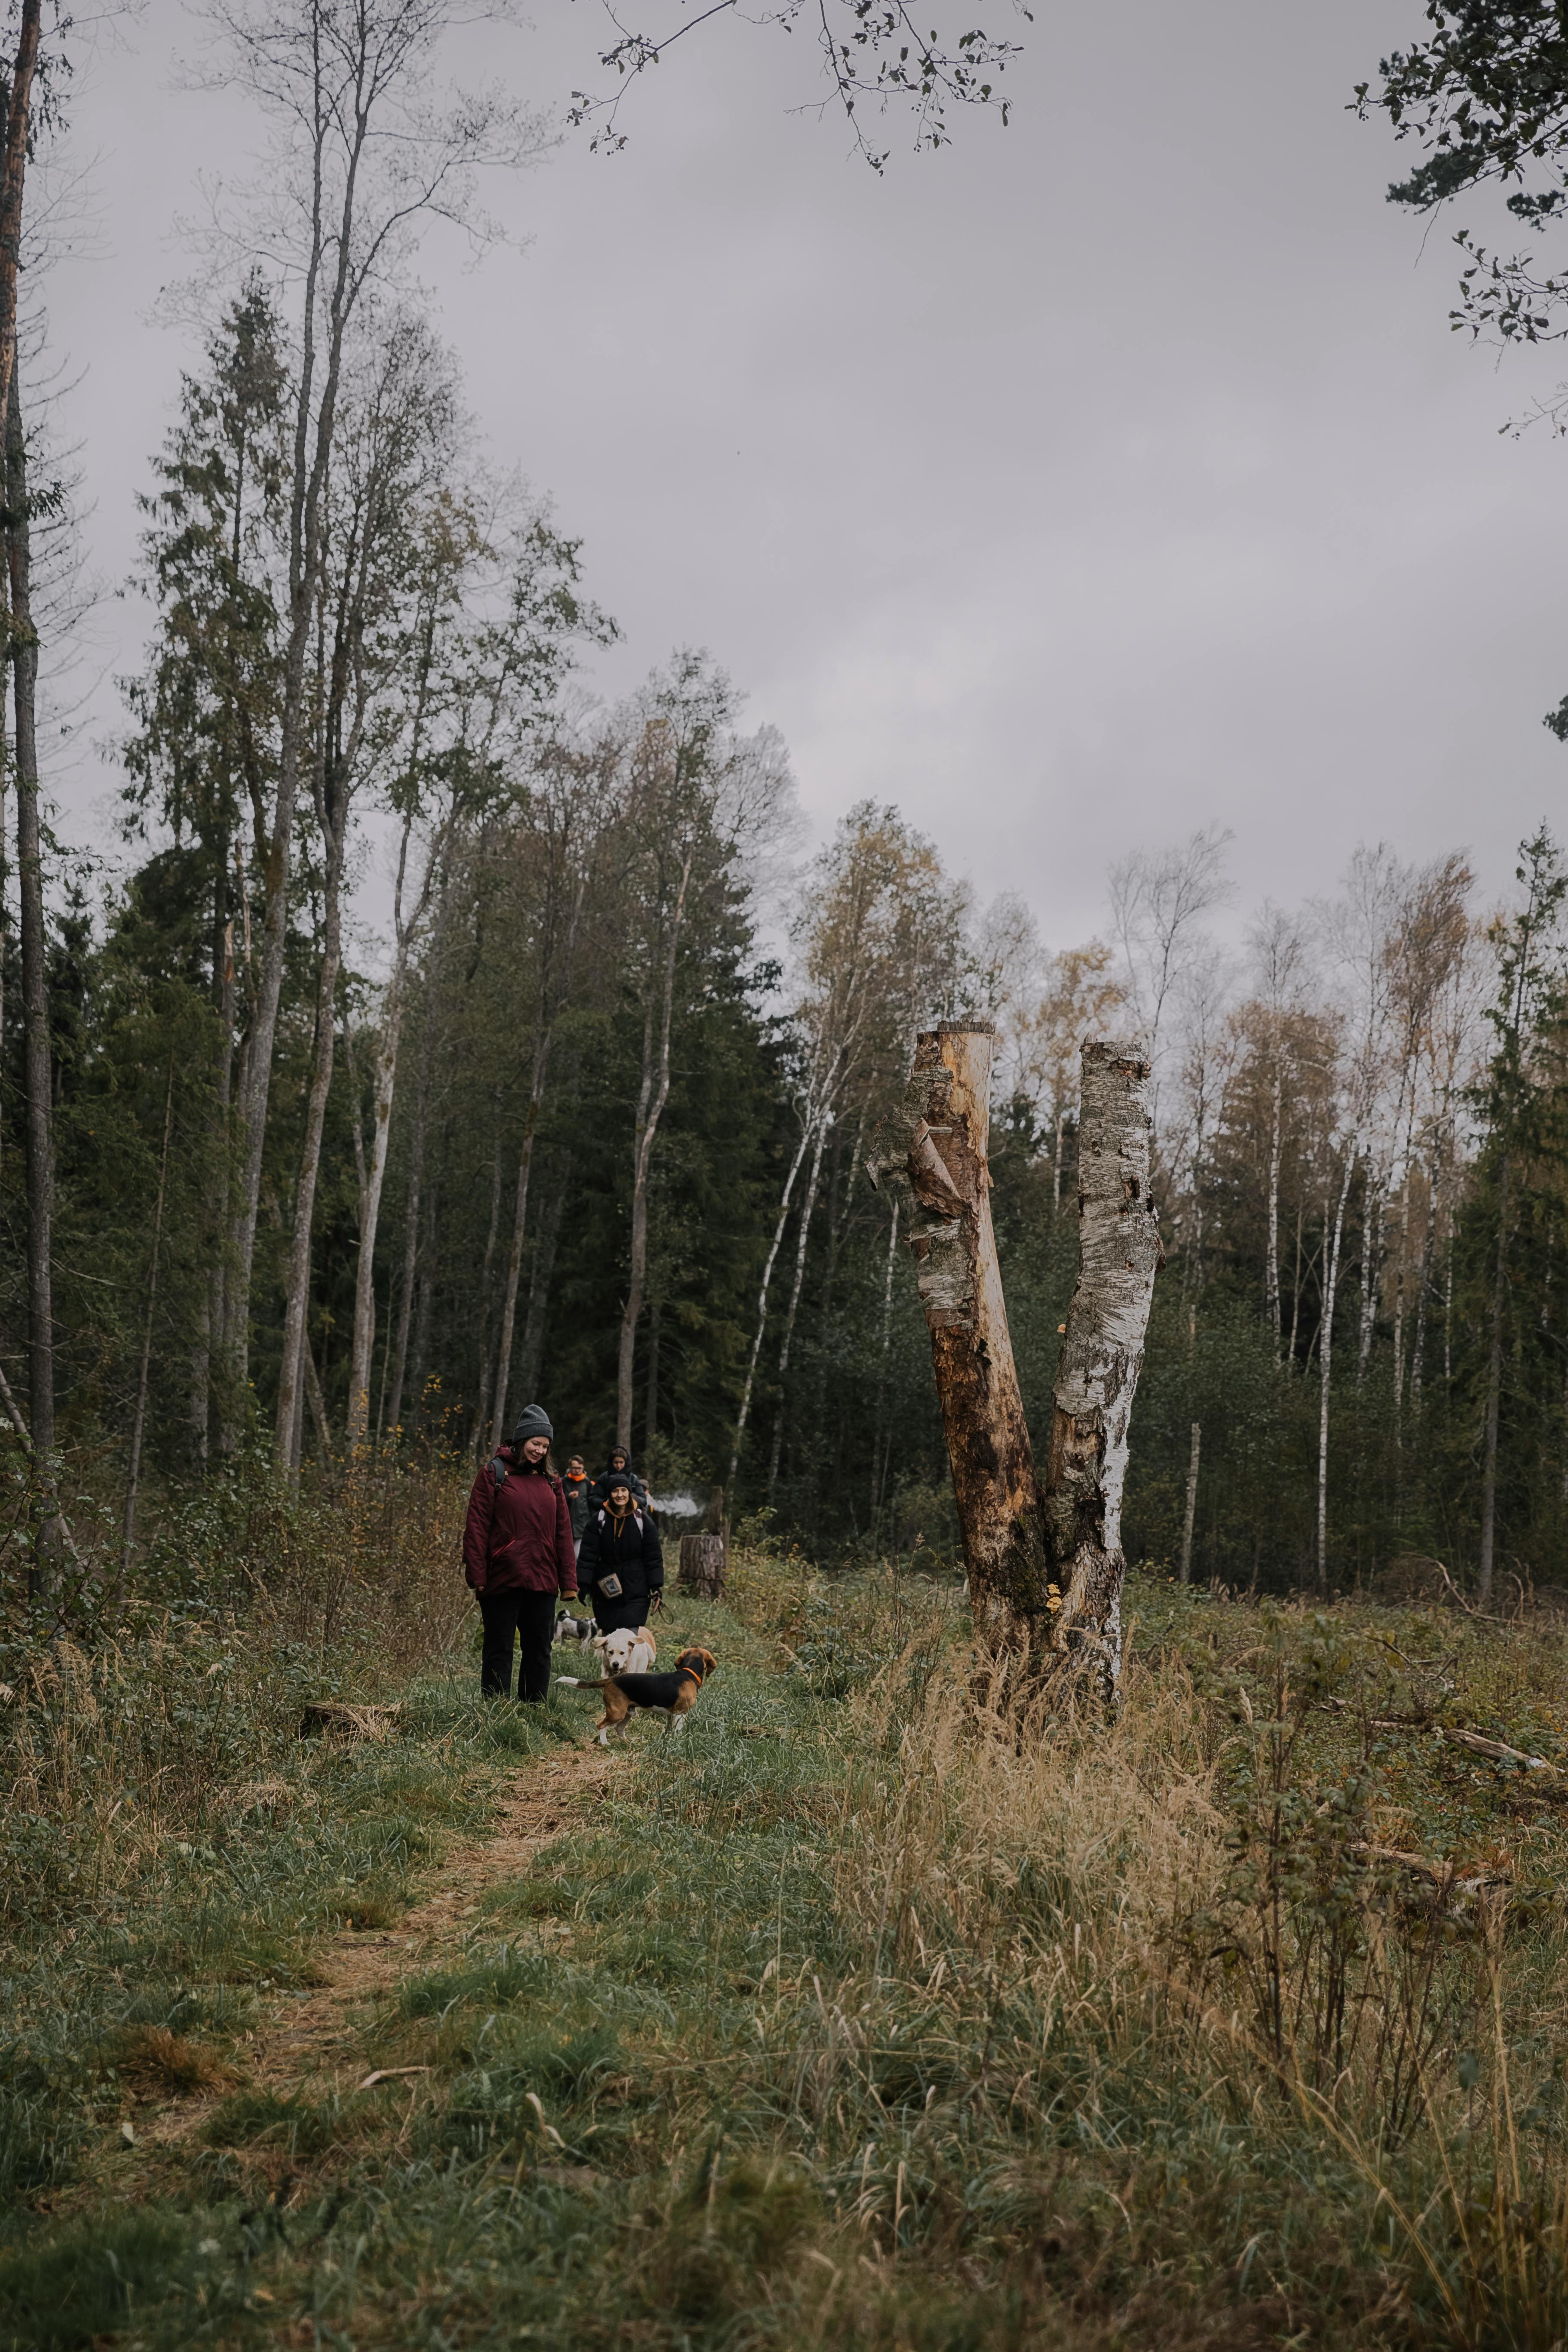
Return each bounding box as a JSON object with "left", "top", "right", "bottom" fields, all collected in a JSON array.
[
  {"left": 554, "top": 1622, "right": 657, "bottom": 1694},
  {"left": 598, "top": 1624, "right": 658, "bottom": 1677}
]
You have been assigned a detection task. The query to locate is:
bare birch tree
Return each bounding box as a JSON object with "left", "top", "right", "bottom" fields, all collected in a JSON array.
[
  {"left": 730, "top": 801, "right": 962, "bottom": 1494},
  {"left": 611, "top": 655, "right": 795, "bottom": 1453},
  {"left": 194, "top": 0, "right": 548, "bottom": 1448},
  {"left": 1107, "top": 823, "right": 1232, "bottom": 1157}
]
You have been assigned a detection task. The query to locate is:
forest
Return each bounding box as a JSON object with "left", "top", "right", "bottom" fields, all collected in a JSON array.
[
  {"left": 10, "top": 7, "right": 1568, "bottom": 2352},
  {"left": 8, "top": 261, "right": 1565, "bottom": 1604},
  {"left": 0, "top": 6, "right": 1549, "bottom": 1619}
]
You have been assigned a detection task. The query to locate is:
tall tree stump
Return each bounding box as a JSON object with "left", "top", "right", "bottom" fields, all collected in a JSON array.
[
  {"left": 866, "top": 1022, "right": 1050, "bottom": 1630},
  {"left": 1041, "top": 1040, "right": 1162, "bottom": 1695},
  {"left": 867, "top": 1026, "right": 1161, "bottom": 1701},
  {"left": 678, "top": 1531, "right": 727, "bottom": 1600}
]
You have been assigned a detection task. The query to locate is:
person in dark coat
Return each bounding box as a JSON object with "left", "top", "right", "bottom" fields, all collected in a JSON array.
[
  {"left": 462, "top": 1404, "right": 578, "bottom": 1702},
  {"left": 588, "top": 1446, "right": 649, "bottom": 1512},
  {"left": 578, "top": 1475, "right": 663, "bottom": 1633},
  {"left": 563, "top": 1455, "right": 593, "bottom": 1553}
]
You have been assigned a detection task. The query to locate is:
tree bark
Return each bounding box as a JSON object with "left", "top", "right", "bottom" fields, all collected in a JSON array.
[
  {"left": 867, "top": 1023, "right": 1050, "bottom": 1630},
  {"left": 0, "top": 0, "right": 41, "bottom": 438},
  {"left": 1265, "top": 1066, "right": 1282, "bottom": 1351},
  {"left": 119, "top": 1061, "right": 175, "bottom": 1603},
  {"left": 1040, "top": 1040, "right": 1162, "bottom": 1695},
  {"left": 766, "top": 1112, "right": 829, "bottom": 1504},
  {"left": 678, "top": 1530, "right": 727, "bottom": 1599},
  {"left": 488, "top": 1075, "right": 544, "bottom": 1457},
  {"left": 1478, "top": 1149, "right": 1510, "bottom": 1609},
  {"left": 384, "top": 969, "right": 438, "bottom": 1441},
  {"left": 7, "top": 376, "right": 57, "bottom": 1593},
  {"left": 274, "top": 843, "right": 343, "bottom": 1474},
  {"left": 645, "top": 1295, "right": 661, "bottom": 1454},
  {"left": 518, "top": 1154, "right": 570, "bottom": 1404},
  {"left": 1317, "top": 1149, "right": 1356, "bottom": 1593},
  {"left": 345, "top": 798, "right": 447, "bottom": 1444},
  {"left": 618, "top": 848, "right": 694, "bottom": 1449},
  {"left": 221, "top": 43, "right": 376, "bottom": 1451},
  {"left": 727, "top": 1116, "right": 816, "bottom": 1491},
  {"left": 1411, "top": 1151, "right": 1439, "bottom": 1413},
  {"left": 1179, "top": 1420, "right": 1200, "bottom": 1585},
  {"left": 345, "top": 959, "right": 405, "bottom": 1445}
]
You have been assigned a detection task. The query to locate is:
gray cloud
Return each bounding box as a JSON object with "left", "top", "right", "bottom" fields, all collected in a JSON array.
[{"left": 38, "top": 0, "right": 1568, "bottom": 949}]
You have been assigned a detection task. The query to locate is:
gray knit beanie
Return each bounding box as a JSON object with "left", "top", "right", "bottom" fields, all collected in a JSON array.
[{"left": 511, "top": 1404, "right": 553, "bottom": 1447}]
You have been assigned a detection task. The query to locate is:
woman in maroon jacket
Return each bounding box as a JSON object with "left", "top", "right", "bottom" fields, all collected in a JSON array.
[{"left": 462, "top": 1404, "right": 578, "bottom": 1703}]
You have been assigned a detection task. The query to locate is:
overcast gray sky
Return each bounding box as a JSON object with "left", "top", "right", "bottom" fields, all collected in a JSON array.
[{"left": 37, "top": 0, "right": 1568, "bottom": 952}]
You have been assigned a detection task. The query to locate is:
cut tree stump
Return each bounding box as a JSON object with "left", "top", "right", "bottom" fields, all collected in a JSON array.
[
  {"left": 299, "top": 1700, "right": 401, "bottom": 1743},
  {"left": 678, "top": 1531, "right": 727, "bottom": 1600}
]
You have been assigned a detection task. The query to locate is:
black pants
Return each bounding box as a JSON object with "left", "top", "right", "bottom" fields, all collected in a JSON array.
[
  {"left": 590, "top": 1590, "right": 652, "bottom": 1635},
  {"left": 478, "top": 1587, "right": 558, "bottom": 1703}
]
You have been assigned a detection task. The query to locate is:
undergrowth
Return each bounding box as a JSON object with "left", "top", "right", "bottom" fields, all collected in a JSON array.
[{"left": 3, "top": 1527, "right": 1568, "bottom": 2349}]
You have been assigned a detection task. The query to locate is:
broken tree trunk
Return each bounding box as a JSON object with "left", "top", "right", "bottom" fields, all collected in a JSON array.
[
  {"left": 866, "top": 1023, "right": 1050, "bottom": 1630},
  {"left": 1041, "top": 1040, "right": 1162, "bottom": 1696}
]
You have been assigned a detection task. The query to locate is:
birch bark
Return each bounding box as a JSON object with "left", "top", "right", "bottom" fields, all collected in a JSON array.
[
  {"left": 7, "top": 379, "right": 58, "bottom": 1591},
  {"left": 616, "top": 848, "right": 694, "bottom": 1449},
  {"left": 1041, "top": 1040, "right": 1162, "bottom": 1696},
  {"left": 1316, "top": 1149, "right": 1356, "bottom": 1592}
]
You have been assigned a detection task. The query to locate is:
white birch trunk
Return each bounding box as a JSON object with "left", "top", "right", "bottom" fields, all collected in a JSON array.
[
  {"left": 1043, "top": 1041, "right": 1163, "bottom": 1697},
  {"left": 727, "top": 1114, "right": 817, "bottom": 1491},
  {"left": 1265, "top": 1066, "right": 1282, "bottom": 1351},
  {"left": 765, "top": 1115, "right": 830, "bottom": 1502},
  {"left": 1179, "top": 1421, "right": 1200, "bottom": 1585},
  {"left": 1316, "top": 1150, "right": 1355, "bottom": 1592},
  {"left": 616, "top": 849, "right": 694, "bottom": 1449}
]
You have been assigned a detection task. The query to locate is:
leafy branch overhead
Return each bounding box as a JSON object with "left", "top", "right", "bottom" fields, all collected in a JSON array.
[
  {"left": 570, "top": 0, "right": 1030, "bottom": 167},
  {"left": 1358, "top": 0, "right": 1568, "bottom": 348}
]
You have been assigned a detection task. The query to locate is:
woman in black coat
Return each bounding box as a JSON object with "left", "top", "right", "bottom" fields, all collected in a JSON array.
[{"left": 578, "top": 1475, "right": 663, "bottom": 1633}]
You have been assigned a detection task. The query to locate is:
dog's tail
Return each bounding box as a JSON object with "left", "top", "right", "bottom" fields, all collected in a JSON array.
[{"left": 553, "top": 1675, "right": 588, "bottom": 1687}]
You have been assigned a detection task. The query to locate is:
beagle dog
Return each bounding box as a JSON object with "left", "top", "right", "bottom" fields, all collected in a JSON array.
[
  {"left": 554, "top": 1611, "right": 599, "bottom": 1650},
  {"left": 588, "top": 1647, "right": 717, "bottom": 1745}
]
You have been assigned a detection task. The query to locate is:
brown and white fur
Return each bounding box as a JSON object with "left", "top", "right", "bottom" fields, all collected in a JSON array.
[{"left": 588, "top": 1646, "right": 716, "bottom": 1745}]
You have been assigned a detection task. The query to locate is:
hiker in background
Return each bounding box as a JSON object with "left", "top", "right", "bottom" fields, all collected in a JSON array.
[
  {"left": 590, "top": 1446, "right": 649, "bottom": 1513},
  {"left": 462, "top": 1405, "right": 578, "bottom": 1703},
  {"left": 579, "top": 1473, "right": 663, "bottom": 1633},
  {"left": 564, "top": 1455, "right": 592, "bottom": 1557}
]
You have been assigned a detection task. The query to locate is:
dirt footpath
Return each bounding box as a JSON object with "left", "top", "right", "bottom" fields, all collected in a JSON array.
[{"left": 147, "top": 1745, "right": 627, "bottom": 2143}]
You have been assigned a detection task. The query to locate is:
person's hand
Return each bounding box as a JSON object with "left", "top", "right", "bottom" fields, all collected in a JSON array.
[{"left": 650, "top": 1589, "right": 664, "bottom": 1612}]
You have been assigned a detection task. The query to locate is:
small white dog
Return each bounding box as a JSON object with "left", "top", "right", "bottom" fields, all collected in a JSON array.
[
  {"left": 598, "top": 1624, "right": 657, "bottom": 1677},
  {"left": 553, "top": 1623, "right": 657, "bottom": 1693}
]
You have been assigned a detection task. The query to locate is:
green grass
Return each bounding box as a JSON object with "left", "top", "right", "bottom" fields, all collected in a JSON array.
[{"left": 3, "top": 1563, "right": 1568, "bottom": 2348}]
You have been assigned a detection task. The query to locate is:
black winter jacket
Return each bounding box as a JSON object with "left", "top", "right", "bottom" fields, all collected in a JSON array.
[
  {"left": 588, "top": 1464, "right": 649, "bottom": 1512},
  {"left": 578, "top": 1503, "right": 663, "bottom": 1601}
]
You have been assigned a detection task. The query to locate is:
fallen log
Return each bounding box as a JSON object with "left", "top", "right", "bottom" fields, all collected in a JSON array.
[
  {"left": 1321, "top": 1697, "right": 1556, "bottom": 1771},
  {"left": 1348, "top": 1841, "right": 1508, "bottom": 1898}
]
